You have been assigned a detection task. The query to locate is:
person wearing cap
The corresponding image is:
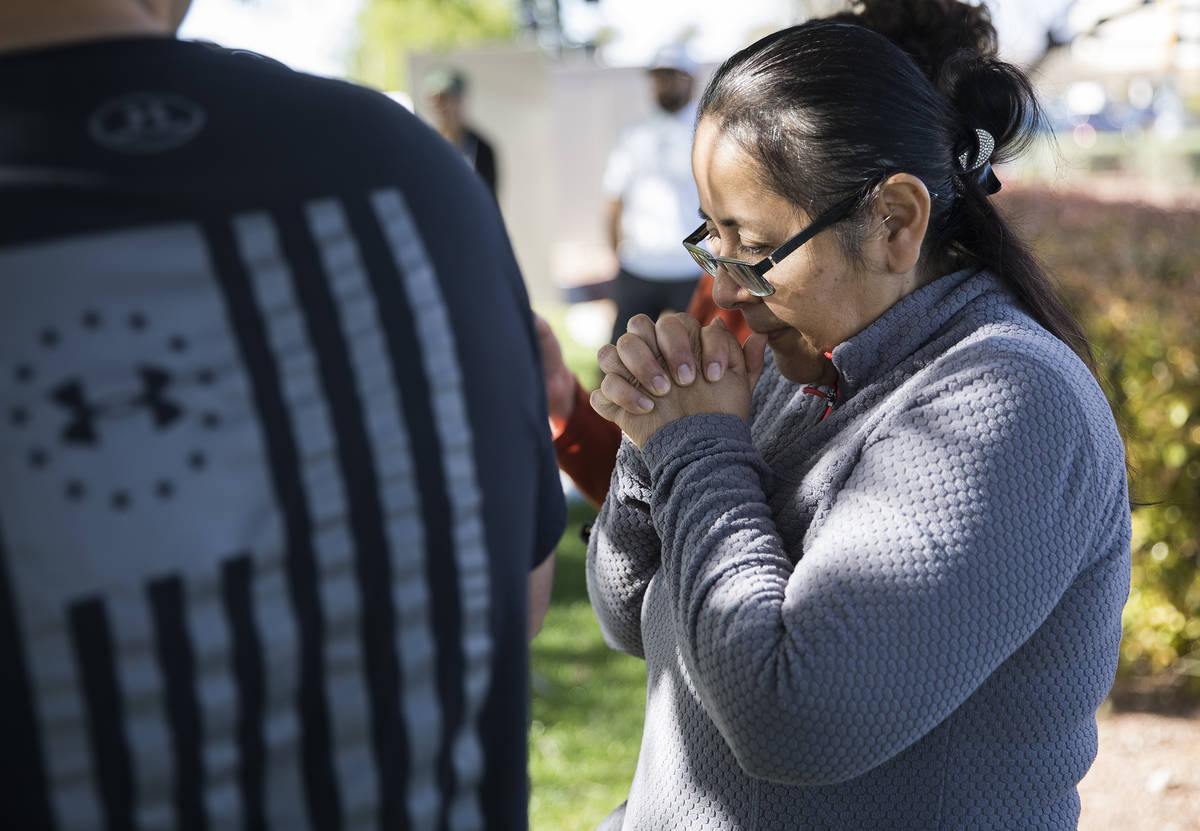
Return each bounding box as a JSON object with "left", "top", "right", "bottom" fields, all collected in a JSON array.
[
  {"left": 424, "top": 67, "right": 499, "bottom": 197},
  {"left": 602, "top": 44, "right": 703, "bottom": 344}
]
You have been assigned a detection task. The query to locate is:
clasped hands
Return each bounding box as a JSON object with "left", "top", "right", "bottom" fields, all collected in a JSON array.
[{"left": 590, "top": 313, "right": 769, "bottom": 449}]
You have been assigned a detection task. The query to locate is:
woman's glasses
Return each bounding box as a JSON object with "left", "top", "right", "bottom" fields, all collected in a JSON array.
[{"left": 682, "top": 191, "right": 864, "bottom": 297}]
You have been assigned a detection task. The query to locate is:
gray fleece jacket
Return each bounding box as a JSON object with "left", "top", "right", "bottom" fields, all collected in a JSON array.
[{"left": 587, "top": 267, "right": 1131, "bottom": 830}]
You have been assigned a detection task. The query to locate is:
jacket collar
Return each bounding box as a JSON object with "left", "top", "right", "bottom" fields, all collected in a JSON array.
[{"left": 828, "top": 266, "right": 1001, "bottom": 399}]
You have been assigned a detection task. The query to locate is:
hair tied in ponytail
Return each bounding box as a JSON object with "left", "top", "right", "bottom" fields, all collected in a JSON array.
[{"left": 956, "top": 127, "right": 1001, "bottom": 194}]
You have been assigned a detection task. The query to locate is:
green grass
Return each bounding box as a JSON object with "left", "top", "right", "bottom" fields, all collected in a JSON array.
[
  {"left": 527, "top": 305, "right": 645, "bottom": 829},
  {"left": 529, "top": 501, "right": 646, "bottom": 831}
]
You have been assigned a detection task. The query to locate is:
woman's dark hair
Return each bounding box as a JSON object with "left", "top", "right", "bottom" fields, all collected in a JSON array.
[{"left": 697, "top": 0, "right": 1094, "bottom": 368}]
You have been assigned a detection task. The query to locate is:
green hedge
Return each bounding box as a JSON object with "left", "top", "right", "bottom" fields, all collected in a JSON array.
[{"left": 997, "top": 187, "right": 1200, "bottom": 700}]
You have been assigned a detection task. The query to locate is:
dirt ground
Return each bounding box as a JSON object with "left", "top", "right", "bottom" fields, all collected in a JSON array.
[{"left": 1078, "top": 707, "right": 1200, "bottom": 831}]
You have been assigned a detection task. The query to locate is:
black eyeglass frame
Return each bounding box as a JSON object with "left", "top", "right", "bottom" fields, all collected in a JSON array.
[{"left": 682, "top": 190, "right": 867, "bottom": 297}]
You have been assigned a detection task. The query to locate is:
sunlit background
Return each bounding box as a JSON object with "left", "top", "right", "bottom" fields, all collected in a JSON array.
[
  {"left": 179, "top": 2, "right": 1200, "bottom": 829},
  {"left": 181, "top": 0, "right": 1191, "bottom": 73},
  {"left": 179, "top": 0, "right": 1200, "bottom": 311}
]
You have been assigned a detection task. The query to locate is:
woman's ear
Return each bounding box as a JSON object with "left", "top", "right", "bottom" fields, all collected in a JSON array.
[{"left": 874, "top": 173, "right": 931, "bottom": 275}]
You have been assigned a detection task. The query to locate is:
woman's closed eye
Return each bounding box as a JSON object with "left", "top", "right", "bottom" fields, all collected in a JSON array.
[{"left": 705, "top": 229, "right": 767, "bottom": 258}]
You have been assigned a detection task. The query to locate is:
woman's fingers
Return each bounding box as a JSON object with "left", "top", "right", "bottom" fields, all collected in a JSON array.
[
  {"left": 595, "top": 342, "right": 631, "bottom": 380},
  {"left": 743, "top": 332, "right": 768, "bottom": 389},
  {"left": 592, "top": 317, "right": 763, "bottom": 434},
  {"left": 596, "top": 343, "right": 656, "bottom": 412},
  {"left": 624, "top": 313, "right": 659, "bottom": 345},
  {"left": 597, "top": 371, "right": 655, "bottom": 415},
  {"left": 699, "top": 317, "right": 739, "bottom": 381},
  {"left": 588, "top": 387, "right": 623, "bottom": 424},
  {"left": 595, "top": 313, "right": 754, "bottom": 425},
  {"left": 654, "top": 313, "right": 701, "bottom": 386},
  {"left": 607, "top": 312, "right": 715, "bottom": 398},
  {"left": 614, "top": 324, "right": 672, "bottom": 396}
]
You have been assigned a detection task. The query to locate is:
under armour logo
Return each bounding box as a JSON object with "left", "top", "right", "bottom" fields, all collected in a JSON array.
[
  {"left": 52, "top": 366, "right": 184, "bottom": 446},
  {"left": 88, "top": 92, "right": 207, "bottom": 155}
]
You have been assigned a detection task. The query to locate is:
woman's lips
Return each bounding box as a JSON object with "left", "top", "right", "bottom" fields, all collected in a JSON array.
[{"left": 764, "top": 328, "right": 791, "bottom": 342}]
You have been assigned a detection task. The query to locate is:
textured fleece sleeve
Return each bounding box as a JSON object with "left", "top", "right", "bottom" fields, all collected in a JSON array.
[
  {"left": 586, "top": 436, "right": 660, "bottom": 659},
  {"left": 639, "top": 351, "right": 1123, "bottom": 786}
]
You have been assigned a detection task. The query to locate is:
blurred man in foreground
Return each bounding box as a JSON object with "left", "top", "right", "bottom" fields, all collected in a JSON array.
[{"left": 0, "top": 1, "right": 564, "bottom": 828}]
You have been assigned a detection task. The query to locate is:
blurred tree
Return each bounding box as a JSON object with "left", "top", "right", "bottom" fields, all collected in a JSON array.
[{"left": 352, "top": 0, "right": 517, "bottom": 92}]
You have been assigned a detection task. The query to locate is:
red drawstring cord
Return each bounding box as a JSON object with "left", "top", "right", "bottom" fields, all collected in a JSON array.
[
  {"left": 801, "top": 380, "right": 839, "bottom": 421},
  {"left": 802, "top": 352, "right": 839, "bottom": 421}
]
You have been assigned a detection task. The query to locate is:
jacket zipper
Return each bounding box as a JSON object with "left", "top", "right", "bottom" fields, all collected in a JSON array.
[{"left": 801, "top": 380, "right": 839, "bottom": 422}]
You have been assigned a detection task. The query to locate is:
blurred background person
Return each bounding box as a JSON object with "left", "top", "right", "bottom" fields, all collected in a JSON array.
[
  {"left": 603, "top": 43, "right": 704, "bottom": 343},
  {"left": 423, "top": 66, "right": 499, "bottom": 197}
]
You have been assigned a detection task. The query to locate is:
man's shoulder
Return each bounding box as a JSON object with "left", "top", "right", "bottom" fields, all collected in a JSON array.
[
  {"left": 187, "top": 41, "right": 405, "bottom": 125},
  {"left": 0, "top": 36, "right": 492, "bottom": 249},
  {"left": 1, "top": 36, "right": 416, "bottom": 151}
]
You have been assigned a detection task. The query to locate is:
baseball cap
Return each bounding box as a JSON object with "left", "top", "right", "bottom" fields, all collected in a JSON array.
[
  {"left": 648, "top": 44, "right": 697, "bottom": 77},
  {"left": 422, "top": 67, "right": 466, "bottom": 98}
]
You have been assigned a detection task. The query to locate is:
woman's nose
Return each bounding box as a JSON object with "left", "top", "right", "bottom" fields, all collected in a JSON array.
[{"left": 711, "top": 267, "right": 756, "bottom": 310}]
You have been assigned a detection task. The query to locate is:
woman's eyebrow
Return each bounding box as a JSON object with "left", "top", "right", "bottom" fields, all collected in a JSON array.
[{"left": 697, "top": 209, "right": 740, "bottom": 228}]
